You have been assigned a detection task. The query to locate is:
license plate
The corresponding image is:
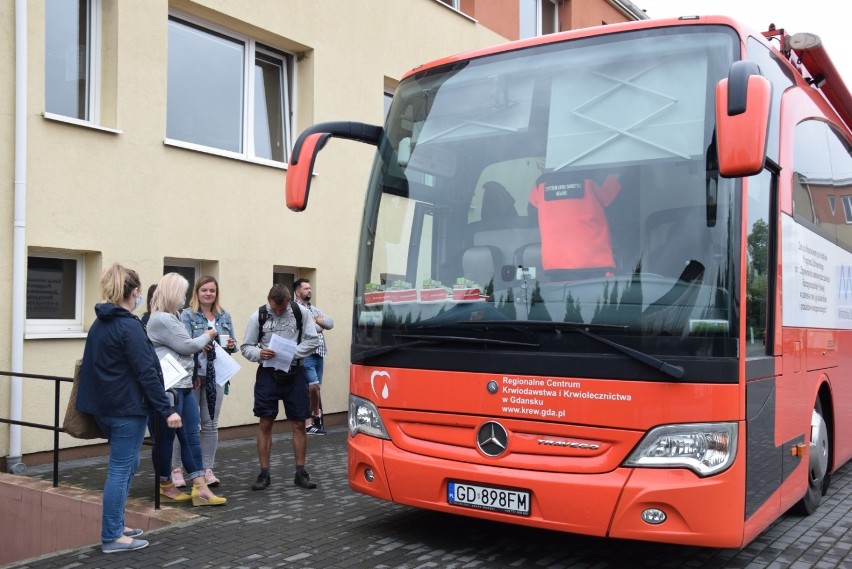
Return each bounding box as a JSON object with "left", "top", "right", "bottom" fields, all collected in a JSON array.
[{"left": 447, "top": 481, "right": 530, "bottom": 516}]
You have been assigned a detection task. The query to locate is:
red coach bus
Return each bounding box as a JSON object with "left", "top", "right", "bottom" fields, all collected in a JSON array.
[{"left": 285, "top": 16, "right": 852, "bottom": 547}]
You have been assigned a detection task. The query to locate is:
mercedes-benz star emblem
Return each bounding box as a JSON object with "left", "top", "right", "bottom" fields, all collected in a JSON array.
[{"left": 477, "top": 421, "right": 508, "bottom": 457}]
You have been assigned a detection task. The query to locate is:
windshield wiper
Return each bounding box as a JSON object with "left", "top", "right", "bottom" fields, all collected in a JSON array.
[
  {"left": 458, "top": 320, "right": 628, "bottom": 333},
  {"left": 352, "top": 334, "right": 539, "bottom": 364},
  {"left": 457, "top": 320, "right": 684, "bottom": 379}
]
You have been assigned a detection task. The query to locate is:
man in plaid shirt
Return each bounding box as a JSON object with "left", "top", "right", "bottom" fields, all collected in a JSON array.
[{"left": 293, "top": 278, "right": 334, "bottom": 435}]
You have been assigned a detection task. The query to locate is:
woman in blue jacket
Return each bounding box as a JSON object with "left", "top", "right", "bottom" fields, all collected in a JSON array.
[{"left": 77, "top": 263, "right": 181, "bottom": 554}]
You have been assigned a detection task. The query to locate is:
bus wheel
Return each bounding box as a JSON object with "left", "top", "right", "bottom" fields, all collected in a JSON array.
[{"left": 792, "top": 398, "right": 830, "bottom": 515}]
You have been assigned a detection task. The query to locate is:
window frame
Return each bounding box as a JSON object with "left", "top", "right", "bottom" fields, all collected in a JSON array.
[
  {"left": 164, "top": 12, "right": 294, "bottom": 168},
  {"left": 25, "top": 251, "right": 86, "bottom": 338},
  {"left": 44, "top": 0, "right": 102, "bottom": 124}
]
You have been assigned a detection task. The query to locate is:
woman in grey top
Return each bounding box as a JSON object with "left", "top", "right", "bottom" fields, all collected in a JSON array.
[{"left": 147, "top": 272, "right": 226, "bottom": 506}]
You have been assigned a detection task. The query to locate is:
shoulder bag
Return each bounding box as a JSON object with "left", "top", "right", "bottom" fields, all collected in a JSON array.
[{"left": 62, "top": 359, "right": 105, "bottom": 439}]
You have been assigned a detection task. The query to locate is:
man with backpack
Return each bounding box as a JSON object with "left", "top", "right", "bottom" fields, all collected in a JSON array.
[{"left": 240, "top": 284, "right": 320, "bottom": 490}]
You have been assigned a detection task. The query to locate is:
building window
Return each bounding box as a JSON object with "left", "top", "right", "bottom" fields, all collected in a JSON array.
[
  {"left": 541, "top": 0, "right": 558, "bottom": 35},
  {"left": 45, "top": 0, "right": 100, "bottom": 121},
  {"left": 436, "top": 0, "right": 460, "bottom": 9},
  {"left": 843, "top": 196, "right": 852, "bottom": 224},
  {"left": 519, "top": 0, "right": 558, "bottom": 38},
  {"left": 26, "top": 252, "right": 85, "bottom": 336},
  {"left": 166, "top": 15, "right": 293, "bottom": 164},
  {"left": 828, "top": 195, "right": 836, "bottom": 216},
  {"left": 273, "top": 267, "right": 298, "bottom": 293}
]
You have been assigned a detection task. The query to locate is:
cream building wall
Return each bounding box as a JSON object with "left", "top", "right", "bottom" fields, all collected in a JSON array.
[{"left": 0, "top": 0, "right": 507, "bottom": 461}]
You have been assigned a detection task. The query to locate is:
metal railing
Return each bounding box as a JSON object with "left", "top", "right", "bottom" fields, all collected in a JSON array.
[
  {"left": 0, "top": 370, "right": 162, "bottom": 508},
  {"left": 0, "top": 369, "right": 72, "bottom": 487}
]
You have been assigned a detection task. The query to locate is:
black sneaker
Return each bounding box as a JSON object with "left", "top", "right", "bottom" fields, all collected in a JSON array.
[
  {"left": 294, "top": 470, "right": 317, "bottom": 489},
  {"left": 251, "top": 471, "right": 270, "bottom": 491},
  {"left": 306, "top": 423, "right": 327, "bottom": 436}
]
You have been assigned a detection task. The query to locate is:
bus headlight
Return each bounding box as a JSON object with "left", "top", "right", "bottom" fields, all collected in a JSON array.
[
  {"left": 348, "top": 394, "right": 390, "bottom": 439},
  {"left": 624, "top": 422, "right": 737, "bottom": 476}
]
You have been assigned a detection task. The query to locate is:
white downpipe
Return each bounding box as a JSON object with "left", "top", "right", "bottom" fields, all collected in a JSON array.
[{"left": 8, "top": 0, "right": 28, "bottom": 472}]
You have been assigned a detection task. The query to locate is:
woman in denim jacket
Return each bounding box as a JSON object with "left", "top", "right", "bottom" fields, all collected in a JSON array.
[{"left": 171, "top": 275, "right": 237, "bottom": 487}]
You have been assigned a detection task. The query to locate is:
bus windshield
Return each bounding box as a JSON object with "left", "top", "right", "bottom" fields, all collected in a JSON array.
[{"left": 354, "top": 25, "right": 742, "bottom": 379}]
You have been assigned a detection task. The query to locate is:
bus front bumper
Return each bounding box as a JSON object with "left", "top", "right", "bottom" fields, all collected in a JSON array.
[{"left": 348, "top": 434, "right": 746, "bottom": 547}]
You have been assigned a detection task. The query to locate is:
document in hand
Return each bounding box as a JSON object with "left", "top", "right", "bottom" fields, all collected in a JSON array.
[
  {"left": 160, "top": 353, "right": 190, "bottom": 390},
  {"left": 212, "top": 342, "right": 241, "bottom": 385},
  {"left": 263, "top": 334, "right": 297, "bottom": 371}
]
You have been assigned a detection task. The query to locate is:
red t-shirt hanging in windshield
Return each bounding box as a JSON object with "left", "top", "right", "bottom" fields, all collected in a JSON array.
[{"left": 529, "top": 173, "right": 621, "bottom": 270}]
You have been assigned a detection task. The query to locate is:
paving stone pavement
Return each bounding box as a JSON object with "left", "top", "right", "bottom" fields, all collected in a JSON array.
[{"left": 7, "top": 426, "right": 852, "bottom": 569}]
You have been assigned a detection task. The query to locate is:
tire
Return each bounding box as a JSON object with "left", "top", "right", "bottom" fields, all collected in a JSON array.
[{"left": 791, "top": 398, "right": 830, "bottom": 515}]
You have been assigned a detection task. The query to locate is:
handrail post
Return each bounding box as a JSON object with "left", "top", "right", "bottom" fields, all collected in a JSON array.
[
  {"left": 53, "top": 379, "right": 60, "bottom": 487},
  {"left": 154, "top": 417, "right": 160, "bottom": 510}
]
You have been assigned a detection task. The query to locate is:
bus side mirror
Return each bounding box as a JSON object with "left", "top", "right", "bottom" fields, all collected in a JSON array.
[
  {"left": 715, "top": 61, "right": 771, "bottom": 178},
  {"left": 286, "top": 132, "right": 331, "bottom": 212},
  {"left": 285, "top": 121, "right": 383, "bottom": 212}
]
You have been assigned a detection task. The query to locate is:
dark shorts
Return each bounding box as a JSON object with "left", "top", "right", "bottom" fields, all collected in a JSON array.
[{"left": 253, "top": 366, "right": 311, "bottom": 421}]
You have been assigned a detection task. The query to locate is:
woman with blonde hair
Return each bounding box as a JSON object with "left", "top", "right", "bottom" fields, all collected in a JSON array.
[
  {"left": 171, "top": 275, "right": 237, "bottom": 487},
  {"left": 146, "top": 272, "right": 226, "bottom": 506},
  {"left": 77, "top": 263, "right": 181, "bottom": 553}
]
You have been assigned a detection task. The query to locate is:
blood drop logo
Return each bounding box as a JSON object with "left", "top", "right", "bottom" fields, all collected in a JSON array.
[{"left": 370, "top": 370, "right": 391, "bottom": 399}]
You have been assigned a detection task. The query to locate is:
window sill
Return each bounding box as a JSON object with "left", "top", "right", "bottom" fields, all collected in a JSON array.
[
  {"left": 25, "top": 331, "right": 88, "bottom": 340},
  {"left": 42, "top": 112, "right": 123, "bottom": 134},
  {"left": 163, "top": 138, "right": 288, "bottom": 170}
]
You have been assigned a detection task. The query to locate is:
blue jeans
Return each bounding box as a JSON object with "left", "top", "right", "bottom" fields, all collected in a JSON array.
[
  {"left": 149, "top": 388, "right": 204, "bottom": 482},
  {"left": 303, "top": 354, "right": 324, "bottom": 385},
  {"left": 94, "top": 414, "right": 148, "bottom": 543}
]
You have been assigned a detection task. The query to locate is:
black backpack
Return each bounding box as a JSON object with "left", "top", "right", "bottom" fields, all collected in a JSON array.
[{"left": 257, "top": 302, "right": 303, "bottom": 345}]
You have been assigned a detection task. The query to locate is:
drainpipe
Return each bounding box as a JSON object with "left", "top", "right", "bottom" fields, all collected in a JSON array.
[{"left": 8, "top": 0, "right": 28, "bottom": 474}]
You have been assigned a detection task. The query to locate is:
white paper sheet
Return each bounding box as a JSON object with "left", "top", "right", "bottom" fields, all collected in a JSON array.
[
  {"left": 212, "top": 342, "right": 241, "bottom": 385},
  {"left": 262, "top": 334, "right": 297, "bottom": 371},
  {"left": 160, "top": 352, "right": 190, "bottom": 390}
]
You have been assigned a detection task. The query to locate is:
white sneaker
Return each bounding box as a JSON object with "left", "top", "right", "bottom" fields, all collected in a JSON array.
[{"left": 172, "top": 467, "right": 186, "bottom": 488}]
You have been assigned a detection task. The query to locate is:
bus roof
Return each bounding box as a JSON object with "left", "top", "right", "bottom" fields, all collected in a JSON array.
[
  {"left": 400, "top": 16, "right": 750, "bottom": 79},
  {"left": 401, "top": 15, "right": 850, "bottom": 133}
]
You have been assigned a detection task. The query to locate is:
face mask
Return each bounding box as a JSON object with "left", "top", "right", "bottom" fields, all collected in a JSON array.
[{"left": 135, "top": 293, "right": 143, "bottom": 310}]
